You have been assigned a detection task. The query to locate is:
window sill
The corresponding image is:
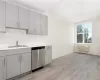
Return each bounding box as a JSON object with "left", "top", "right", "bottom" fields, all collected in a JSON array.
[{"left": 76, "top": 43, "right": 92, "bottom": 44}]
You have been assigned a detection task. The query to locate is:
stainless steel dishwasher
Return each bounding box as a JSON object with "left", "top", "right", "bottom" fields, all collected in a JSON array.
[{"left": 31, "top": 46, "right": 45, "bottom": 71}]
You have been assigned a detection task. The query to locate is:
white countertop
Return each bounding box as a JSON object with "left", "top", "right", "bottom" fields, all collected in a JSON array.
[
  {"left": 0, "top": 44, "right": 51, "bottom": 51},
  {"left": 0, "top": 44, "right": 51, "bottom": 57},
  {"left": 0, "top": 47, "right": 29, "bottom": 50}
]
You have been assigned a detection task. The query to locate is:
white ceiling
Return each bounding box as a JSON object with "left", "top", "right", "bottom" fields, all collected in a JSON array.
[
  {"left": 8, "top": 0, "right": 61, "bottom": 11},
  {"left": 56, "top": 0, "right": 100, "bottom": 22},
  {"left": 8, "top": 0, "right": 100, "bottom": 23}
]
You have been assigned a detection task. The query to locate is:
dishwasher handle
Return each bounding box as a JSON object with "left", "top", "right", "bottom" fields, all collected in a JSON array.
[{"left": 32, "top": 46, "right": 45, "bottom": 50}]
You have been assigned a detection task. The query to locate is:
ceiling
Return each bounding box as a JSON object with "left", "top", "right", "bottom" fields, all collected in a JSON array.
[
  {"left": 56, "top": 0, "right": 100, "bottom": 22},
  {"left": 8, "top": 0, "right": 61, "bottom": 12},
  {"left": 7, "top": 0, "right": 100, "bottom": 23}
]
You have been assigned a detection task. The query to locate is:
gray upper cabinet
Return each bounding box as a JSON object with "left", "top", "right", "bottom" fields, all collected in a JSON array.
[
  {"left": 35, "top": 12, "right": 41, "bottom": 35},
  {"left": 0, "top": 1, "right": 48, "bottom": 34},
  {"left": 28, "top": 10, "right": 36, "bottom": 34},
  {"left": 6, "top": 2, "right": 18, "bottom": 28},
  {"left": 40, "top": 14, "right": 48, "bottom": 35},
  {"left": 19, "top": 7, "right": 29, "bottom": 29},
  {"left": 28, "top": 10, "right": 41, "bottom": 35},
  {"left": 0, "top": 0, "right": 5, "bottom": 32},
  {"left": 28, "top": 11, "right": 48, "bottom": 35}
]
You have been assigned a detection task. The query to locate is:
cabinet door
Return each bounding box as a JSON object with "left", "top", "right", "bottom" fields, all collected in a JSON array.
[
  {"left": 21, "top": 53, "right": 31, "bottom": 74},
  {"left": 7, "top": 55, "right": 20, "bottom": 79},
  {"left": 0, "top": 57, "right": 5, "bottom": 80},
  {"left": 0, "top": 0, "right": 5, "bottom": 32},
  {"left": 28, "top": 11, "right": 41, "bottom": 35},
  {"left": 45, "top": 46, "right": 52, "bottom": 65},
  {"left": 6, "top": 2, "right": 18, "bottom": 28},
  {"left": 35, "top": 13, "right": 41, "bottom": 35},
  {"left": 19, "top": 7, "right": 29, "bottom": 29},
  {"left": 40, "top": 15, "right": 48, "bottom": 35},
  {"left": 28, "top": 11, "right": 36, "bottom": 34}
]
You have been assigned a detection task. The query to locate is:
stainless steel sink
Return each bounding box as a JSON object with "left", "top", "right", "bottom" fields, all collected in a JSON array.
[
  {"left": 8, "top": 45, "right": 28, "bottom": 48},
  {"left": 8, "top": 41, "right": 28, "bottom": 48}
]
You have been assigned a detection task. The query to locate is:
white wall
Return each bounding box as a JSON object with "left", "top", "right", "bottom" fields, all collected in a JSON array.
[
  {"left": 89, "top": 18, "right": 100, "bottom": 55},
  {"left": 47, "top": 11, "right": 74, "bottom": 59},
  {"left": 0, "top": 12, "right": 74, "bottom": 59}
]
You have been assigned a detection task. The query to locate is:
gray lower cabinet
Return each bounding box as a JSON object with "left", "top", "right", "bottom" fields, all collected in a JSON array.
[
  {"left": 0, "top": 0, "right": 5, "bottom": 32},
  {"left": 7, "top": 54, "right": 21, "bottom": 79},
  {"left": 21, "top": 53, "right": 31, "bottom": 74},
  {"left": 45, "top": 46, "right": 52, "bottom": 65},
  {"left": 0, "top": 57, "right": 6, "bottom": 80},
  {"left": 6, "top": 53, "right": 31, "bottom": 79},
  {"left": 39, "top": 49, "right": 45, "bottom": 67}
]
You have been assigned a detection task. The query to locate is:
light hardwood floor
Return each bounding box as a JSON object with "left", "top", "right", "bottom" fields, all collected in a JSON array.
[{"left": 16, "top": 53, "right": 100, "bottom": 80}]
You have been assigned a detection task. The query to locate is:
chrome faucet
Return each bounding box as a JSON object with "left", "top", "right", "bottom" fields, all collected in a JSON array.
[
  {"left": 16, "top": 40, "right": 19, "bottom": 46},
  {"left": 8, "top": 40, "right": 28, "bottom": 48}
]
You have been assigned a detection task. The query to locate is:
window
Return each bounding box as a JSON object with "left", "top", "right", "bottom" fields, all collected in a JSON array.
[{"left": 76, "top": 22, "right": 92, "bottom": 43}]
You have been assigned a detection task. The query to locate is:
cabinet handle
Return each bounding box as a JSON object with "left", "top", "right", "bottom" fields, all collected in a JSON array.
[
  {"left": 16, "top": 22, "right": 18, "bottom": 28},
  {"left": 38, "top": 50, "right": 39, "bottom": 61},
  {"left": 17, "top": 22, "right": 20, "bottom": 28},
  {"left": 19, "top": 22, "right": 20, "bottom": 28},
  {"left": 4, "top": 58, "right": 5, "bottom": 66},
  {"left": 34, "top": 28, "right": 37, "bottom": 34},
  {"left": 21, "top": 55, "right": 22, "bottom": 62},
  {"left": 18, "top": 55, "right": 21, "bottom": 62},
  {"left": 47, "top": 47, "right": 49, "bottom": 49}
]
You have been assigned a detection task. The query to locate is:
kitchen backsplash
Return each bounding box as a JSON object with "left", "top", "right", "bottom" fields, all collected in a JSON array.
[{"left": 0, "top": 28, "right": 48, "bottom": 46}]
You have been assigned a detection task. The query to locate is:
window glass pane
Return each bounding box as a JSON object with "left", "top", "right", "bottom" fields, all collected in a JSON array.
[
  {"left": 83, "top": 23, "right": 92, "bottom": 34},
  {"left": 84, "top": 33, "right": 92, "bottom": 43},
  {"left": 77, "top": 24, "right": 83, "bottom": 33},
  {"left": 83, "top": 22, "right": 92, "bottom": 43},
  {"left": 77, "top": 34, "right": 83, "bottom": 43}
]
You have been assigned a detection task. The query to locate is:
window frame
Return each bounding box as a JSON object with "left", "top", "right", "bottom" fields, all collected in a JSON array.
[{"left": 75, "top": 21, "right": 92, "bottom": 44}]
